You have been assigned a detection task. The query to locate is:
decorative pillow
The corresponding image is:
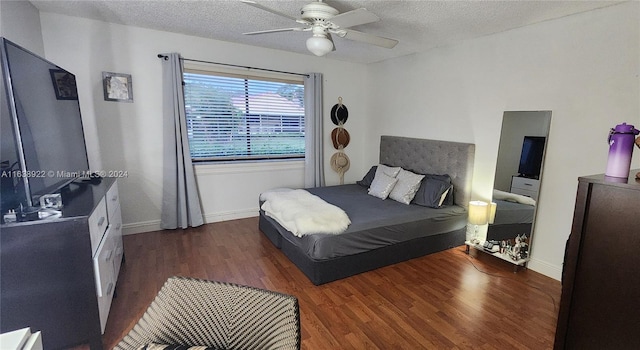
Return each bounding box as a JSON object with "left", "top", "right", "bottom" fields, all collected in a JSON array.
[
  {"left": 389, "top": 168, "right": 425, "bottom": 204},
  {"left": 368, "top": 171, "right": 399, "bottom": 199},
  {"left": 412, "top": 177, "right": 452, "bottom": 208},
  {"left": 377, "top": 164, "right": 401, "bottom": 178},
  {"left": 137, "top": 344, "right": 216, "bottom": 350},
  {"left": 356, "top": 166, "right": 377, "bottom": 187},
  {"left": 414, "top": 173, "right": 455, "bottom": 206}
]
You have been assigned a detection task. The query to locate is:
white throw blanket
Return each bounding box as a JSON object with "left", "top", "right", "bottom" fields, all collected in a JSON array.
[
  {"left": 493, "top": 189, "right": 536, "bottom": 206},
  {"left": 260, "top": 188, "right": 351, "bottom": 237}
]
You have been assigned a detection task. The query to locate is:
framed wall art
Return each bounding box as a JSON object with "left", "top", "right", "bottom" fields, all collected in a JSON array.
[
  {"left": 49, "top": 69, "right": 78, "bottom": 100},
  {"left": 102, "top": 71, "right": 133, "bottom": 102}
]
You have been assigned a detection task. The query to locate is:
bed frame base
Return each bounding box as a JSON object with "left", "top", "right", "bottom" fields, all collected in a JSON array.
[{"left": 259, "top": 213, "right": 465, "bottom": 285}]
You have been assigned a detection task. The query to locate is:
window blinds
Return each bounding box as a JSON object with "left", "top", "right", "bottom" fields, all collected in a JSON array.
[{"left": 183, "top": 71, "right": 305, "bottom": 161}]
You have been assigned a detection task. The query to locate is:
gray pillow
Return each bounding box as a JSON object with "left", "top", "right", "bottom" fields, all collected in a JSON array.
[
  {"left": 425, "top": 174, "right": 454, "bottom": 206},
  {"left": 412, "top": 174, "right": 454, "bottom": 208},
  {"left": 356, "top": 166, "right": 377, "bottom": 187}
]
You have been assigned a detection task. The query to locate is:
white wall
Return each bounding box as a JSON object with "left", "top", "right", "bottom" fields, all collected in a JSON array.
[
  {"left": 39, "top": 13, "right": 368, "bottom": 234},
  {"left": 365, "top": 2, "right": 640, "bottom": 280},
  {"left": 0, "top": 0, "right": 44, "bottom": 55}
]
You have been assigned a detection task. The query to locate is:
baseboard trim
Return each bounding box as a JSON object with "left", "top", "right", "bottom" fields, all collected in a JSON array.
[
  {"left": 122, "top": 208, "right": 260, "bottom": 235},
  {"left": 528, "top": 258, "right": 562, "bottom": 281},
  {"left": 123, "top": 220, "right": 162, "bottom": 235},
  {"left": 202, "top": 208, "right": 259, "bottom": 224}
]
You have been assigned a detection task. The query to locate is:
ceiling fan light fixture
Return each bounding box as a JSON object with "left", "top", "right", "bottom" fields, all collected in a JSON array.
[{"left": 306, "top": 34, "right": 333, "bottom": 56}]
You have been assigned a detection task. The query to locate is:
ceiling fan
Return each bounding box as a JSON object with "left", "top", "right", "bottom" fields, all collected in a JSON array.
[{"left": 241, "top": 0, "right": 398, "bottom": 56}]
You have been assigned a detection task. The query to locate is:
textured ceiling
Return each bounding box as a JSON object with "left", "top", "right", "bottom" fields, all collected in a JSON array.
[{"left": 30, "top": 0, "right": 622, "bottom": 64}]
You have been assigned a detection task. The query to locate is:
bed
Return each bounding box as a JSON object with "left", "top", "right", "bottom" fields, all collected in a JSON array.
[
  {"left": 259, "top": 136, "right": 475, "bottom": 285},
  {"left": 487, "top": 194, "right": 535, "bottom": 242}
]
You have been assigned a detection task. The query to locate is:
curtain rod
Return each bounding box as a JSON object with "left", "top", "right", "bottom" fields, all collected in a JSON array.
[{"left": 157, "top": 54, "right": 309, "bottom": 78}]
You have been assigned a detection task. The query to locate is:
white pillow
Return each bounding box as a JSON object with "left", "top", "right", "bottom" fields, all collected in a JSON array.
[
  {"left": 377, "top": 164, "right": 401, "bottom": 178},
  {"left": 493, "top": 189, "right": 536, "bottom": 206},
  {"left": 439, "top": 186, "right": 452, "bottom": 207},
  {"left": 368, "top": 171, "right": 399, "bottom": 199},
  {"left": 389, "top": 169, "right": 426, "bottom": 204}
]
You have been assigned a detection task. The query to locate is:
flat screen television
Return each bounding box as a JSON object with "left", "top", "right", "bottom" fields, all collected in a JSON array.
[
  {"left": 518, "top": 136, "right": 546, "bottom": 179},
  {"left": 1, "top": 38, "right": 89, "bottom": 211}
]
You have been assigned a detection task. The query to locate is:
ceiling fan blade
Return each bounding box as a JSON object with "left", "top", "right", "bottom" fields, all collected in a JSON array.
[
  {"left": 240, "top": 0, "right": 298, "bottom": 21},
  {"left": 339, "top": 29, "right": 398, "bottom": 49},
  {"left": 329, "top": 8, "right": 380, "bottom": 28},
  {"left": 243, "top": 27, "right": 307, "bottom": 35}
]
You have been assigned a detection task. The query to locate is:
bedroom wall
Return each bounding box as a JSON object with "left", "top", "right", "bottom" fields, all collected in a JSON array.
[
  {"left": 38, "top": 13, "right": 369, "bottom": 234},
  {"left": 0, "top": 0, "right": 44, "bottom": 56},
  {"left": 365, "top": 1, "right": 640, "bottom": 280}
]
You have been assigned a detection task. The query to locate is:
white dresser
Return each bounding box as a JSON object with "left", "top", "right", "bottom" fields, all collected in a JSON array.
[
  {"left": 0, "top": 328, "right": 42, "bottom": 350},
  {"left": 510, "top": 176, "right": 540, "bottom": 200},
  {"left": 91, "top": 180, "right": 124, "bottom": 333}
]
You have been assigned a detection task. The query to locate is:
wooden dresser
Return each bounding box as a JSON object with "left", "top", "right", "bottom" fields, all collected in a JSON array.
[{"left": 554, "top": 170, "right": 640, "bottom": 349}]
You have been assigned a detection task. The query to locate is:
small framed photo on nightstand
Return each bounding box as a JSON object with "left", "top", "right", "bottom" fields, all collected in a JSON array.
[{"left": 102, "top": 72, "right": 133, "bottom": 102}]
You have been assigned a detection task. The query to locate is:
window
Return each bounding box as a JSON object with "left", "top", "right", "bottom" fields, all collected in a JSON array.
[{"left": 183, "top": 69, "right": 305, "bottom": 161}]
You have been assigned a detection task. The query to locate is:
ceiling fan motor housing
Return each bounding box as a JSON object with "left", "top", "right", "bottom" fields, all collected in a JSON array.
[{"left": 301, "top": 2, "right": 339, "bottom": 22}]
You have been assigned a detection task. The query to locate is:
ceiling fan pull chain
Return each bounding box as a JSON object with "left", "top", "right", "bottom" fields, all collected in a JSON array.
[{"left": 338, "top": 96, "right": 343, "bottom": 107}]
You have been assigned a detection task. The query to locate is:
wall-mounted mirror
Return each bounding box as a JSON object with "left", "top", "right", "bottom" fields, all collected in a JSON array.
[{"left": 489, "top": 111, "right": 551, "bottom": 264}]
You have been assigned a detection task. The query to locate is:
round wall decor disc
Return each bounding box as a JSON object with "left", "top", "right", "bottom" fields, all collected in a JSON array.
[
  {"left": 331, "top": 127, "right": 351, "bottom": 149},
  {"left": 330, "top": 151, "right": 350, "bottom": 172},
  {"left": 330, "top": 103, "right": 348, "bottom": 125}
]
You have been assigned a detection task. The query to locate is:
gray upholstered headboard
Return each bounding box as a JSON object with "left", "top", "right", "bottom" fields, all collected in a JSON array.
[{"left": 379, "top": 135, "right": 475, "bottom": 209}]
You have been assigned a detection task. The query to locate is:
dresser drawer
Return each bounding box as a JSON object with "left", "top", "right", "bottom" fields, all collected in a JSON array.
[
  {"left": 511, "top": 176, "right": 540, "bottom": 191},
  {"left": 93, "top": 227, "right": 115, "bottom": 298},
  {"left": 106, "top": 181, "right": 120, "bottom": 218},
  {"left": 93, "top": 226, "right": 116, "bottom": 333},
  {"left": 110, "top": 208, "right": 124, "bottom": 277},
  {"left": 511, "top": 187, "right": 538, "bottom": 199},
  {"left": 0, "top": 328, "right": 43, "bottom": 350},
  {"left": 88, "top": 198, "right": 108, "bottom": 255}
]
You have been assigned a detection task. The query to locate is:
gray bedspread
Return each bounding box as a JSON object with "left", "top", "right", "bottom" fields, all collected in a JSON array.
[
  {"left": 492, "top": 199, "right": 535, "bottom": 225},
  {"left": 266, "top": 184, "right": 467, "bottom": 261}
]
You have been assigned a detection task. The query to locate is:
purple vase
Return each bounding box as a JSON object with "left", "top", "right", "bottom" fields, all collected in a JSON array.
[{"left": 605, "top": 122, "right": 639, "bottom": 178}]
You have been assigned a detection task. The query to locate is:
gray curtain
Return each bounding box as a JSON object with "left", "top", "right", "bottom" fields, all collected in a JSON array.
[
  {"left": 160, "top": 53, "right": 204, "bottom": 229},
  {"left": 304, "top": 73, "right": 325, "bottom": 188}
]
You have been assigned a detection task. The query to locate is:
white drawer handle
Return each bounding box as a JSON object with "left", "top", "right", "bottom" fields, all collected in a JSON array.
[
  {"left": 105, "top": 249, "right": 113, "bottom": 262},
  {"left": 524, "top": 183, "right": 532, "bottom": 186},
  {"left": 111, "top": 195, "right": 118, "bottom": 202},
  {"left": 97, "top": 217, "right": 106, "bottom": 226}
]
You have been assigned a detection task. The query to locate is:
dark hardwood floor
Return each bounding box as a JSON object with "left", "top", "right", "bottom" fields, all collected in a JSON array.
[{"left": 99, "top": 217, "right": 560, "bottom": 349}]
